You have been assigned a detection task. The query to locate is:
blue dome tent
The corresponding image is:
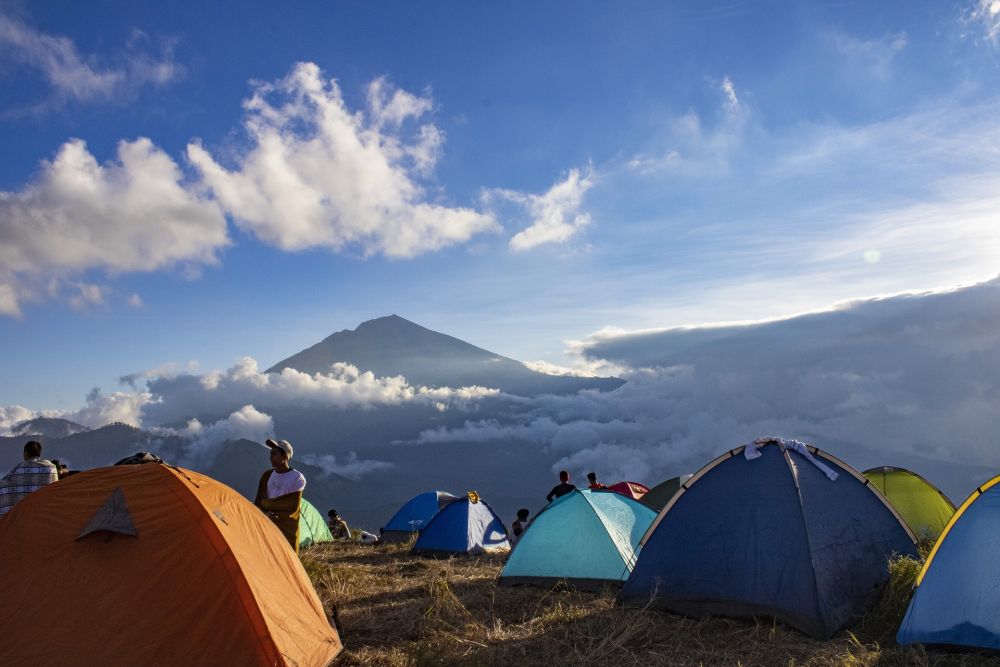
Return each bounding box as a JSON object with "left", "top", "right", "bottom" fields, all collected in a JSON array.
[
  {"left": 412, "top": 492, "right": 510, "bottom": 556},
  {"left": 620, "top": 438, "right": 917, "bottom": 638},
  {"left": 382, "top": 491, "right": 458, "bottom": 543},
  {"left": 499, "top": 489, "right": 656, "bottom": 589},
  {"left": 897, "top": 475, "right": 1000, "bottom": 651}
]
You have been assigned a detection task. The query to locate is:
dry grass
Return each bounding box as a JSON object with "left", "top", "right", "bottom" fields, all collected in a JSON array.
[{"left": 301, "top": 542, "right": 996, "bottom": 667}]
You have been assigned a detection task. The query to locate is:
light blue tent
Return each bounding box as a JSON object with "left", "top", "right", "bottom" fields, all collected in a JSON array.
[
  {"left": 621, "top": 438, "right": 917, "bottom": 638},
  {"left": 382, "top": 490, "right": 458, "bottom": 543},
  {"left": 499, "top": 489, "right": 656, "bottom": 589},
  {"left": 412, "top": 494, "right": 510, "bottom": 556},
  {"left": 897, "top": 475, "right": 1000, "bottom": 650}
]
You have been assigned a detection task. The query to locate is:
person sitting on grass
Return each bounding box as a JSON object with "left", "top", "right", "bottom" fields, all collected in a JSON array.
[
  {"left": 512, "top": 508, "right": 530, "bottom": 542},
  {"left": 586, "top": 472, "right": 607, "bottom": 490},
  {"left": 546, "top": 470, "right": 576, "bottom": 502},
  {"left": 253, "top": 438, "right": 305, "bottom": 554},
  {"left": 327, "top": 509, "right": 351, "bottom": 539}
]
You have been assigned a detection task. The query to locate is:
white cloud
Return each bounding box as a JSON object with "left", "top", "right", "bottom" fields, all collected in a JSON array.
[
  {"left": 69, "top": 283, "right": 107, "bottom": 311},
  {"left": 187, "top": 62, "right": 497, "bottom": 258},
  {"left": 158, "top": 405, "right": 274, "bottom": 467},
  {"left": 0, "top": 284, "right": 19, "bottom": 317},
  {"left": 832, "top": 31, "right": 908, "bottom": 80},
  {"left": 521, "top": 360, "right": 598, "bottom": 377},
  {"left": 300, "top": 452, "right": 394, "bottom": 480},
  {"left": 69, "top": 387, "right": 153, "bottom": 428},
  {"left": 126, "top": 292, "right": 144, "bottom": 308},
  {"left": 0, "top": 405, "right": 38, "bottom": 436},
  {"left": 140, "top": 357, "right": 500, "bottom": 426},
  {"left": 118, "top": 361, "right": 199, "bottom": 389},
  {"left": 965, "top": 1, "right": 1000, "bottom": 43},
  {"left": 0, "top": 138, "right": 228, "bottom": 316},
  {"left": 2, "top": 387, "right": 157, "bottom": 432},
  {"left": 721, "top": 75, "right": 740, "bottom": 112},
  {"left": 625, "top": 77, "right": 749, "bottom": 177},
  {"left": 494, "top": 168, "right": 594, "bottom": 251},
  {"left": 0, "top": 14, "right": 183, "bottom": 110}
]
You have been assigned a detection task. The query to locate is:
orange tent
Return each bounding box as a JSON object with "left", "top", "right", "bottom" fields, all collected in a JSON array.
[{"left": 0, "top": 464, "right": 342, "bottom": 666}]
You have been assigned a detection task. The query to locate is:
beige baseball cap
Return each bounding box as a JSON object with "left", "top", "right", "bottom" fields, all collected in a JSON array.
[{"left": 265, "top": 438, "right": 294, "bottom": 460}]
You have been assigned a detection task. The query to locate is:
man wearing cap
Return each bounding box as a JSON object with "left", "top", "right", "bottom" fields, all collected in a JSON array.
[{"left": 254, "top": 438, "right": 306, "bottom": 553}]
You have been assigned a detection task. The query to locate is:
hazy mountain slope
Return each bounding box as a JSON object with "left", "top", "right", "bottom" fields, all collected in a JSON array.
[
  {"left": 267, "top": 315, "right": 623, "bottom": 396},
  {"left": 12, "top": 417, "right": 89, "bottom": 438}
]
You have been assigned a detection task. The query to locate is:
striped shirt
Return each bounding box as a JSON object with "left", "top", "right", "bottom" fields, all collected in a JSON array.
[{"left": 0, "top": 458, "right": 58, "bottom": 516}]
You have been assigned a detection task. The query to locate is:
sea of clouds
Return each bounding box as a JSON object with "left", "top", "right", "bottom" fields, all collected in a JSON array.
[{"left": 4, "top": 278, "right": 1000, "bottom": 494}]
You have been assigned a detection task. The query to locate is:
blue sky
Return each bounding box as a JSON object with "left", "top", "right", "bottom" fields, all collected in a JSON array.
[{"left": 3, "top": 0, "right": 1000, "bottom": 410}]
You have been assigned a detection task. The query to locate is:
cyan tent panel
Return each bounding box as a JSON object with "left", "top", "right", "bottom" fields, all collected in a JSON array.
[{"left": 500, "top": 490, "right": 655, "bottom": 583}]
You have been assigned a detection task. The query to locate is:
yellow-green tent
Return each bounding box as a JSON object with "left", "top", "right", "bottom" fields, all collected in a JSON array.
[{"left": 863, "top": 467, "right": 956, "bottom": 540}]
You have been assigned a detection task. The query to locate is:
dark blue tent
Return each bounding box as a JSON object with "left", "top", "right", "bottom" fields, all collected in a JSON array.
[
  {"left": 620, "top": 438, "right": 917, "bottom": 638},
  {"left": 381, "top": 491, "right": 458, "bottom": 543},
  {"left": 897, "top": 475, "right": 1000, "bottom": 651},
  {"left": 412, "top": 495, "right": 510, "bottom": 556}
]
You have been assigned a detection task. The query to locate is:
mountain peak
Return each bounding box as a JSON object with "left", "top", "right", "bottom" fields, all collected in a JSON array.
[
  {"left": 354, "top": 314, "right": 422, "bottom": 333},
  {"left": 267, "top": 316, "right": 623, "bottom": 396}
]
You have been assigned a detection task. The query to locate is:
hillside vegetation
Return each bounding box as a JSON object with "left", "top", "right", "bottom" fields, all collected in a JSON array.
[{"left": 302, "top": 542, "right": 993, "bottom": 667}]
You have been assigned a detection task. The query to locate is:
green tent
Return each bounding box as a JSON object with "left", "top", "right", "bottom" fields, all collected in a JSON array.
[
  {"left": 640, "top": 474, "right": 692, "bottom": 511},
  {"left": 863, "top": 467, "right": 956, "bottom": 540},
  {"left": 298, "top": 498, "right": 334, "bottom": 548}
]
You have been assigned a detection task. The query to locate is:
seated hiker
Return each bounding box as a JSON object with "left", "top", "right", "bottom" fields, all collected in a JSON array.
[
  {"left": 253, "top": 438, "right": 306, "bottom": 554},
  {"left": 546, "top": 470, "right": 576, "bottom": 502},
  {"left": 0, "top": 441, "right": 59, "bottom": 516},
  {"left": 586, "top": 472, "right": 607, "bottom": 490},
  {"left": 512, "top": 508, "right": 530, "bottom": 542},
  {"left": 327, "top": 509, "right": 351, "bottom": 539}
]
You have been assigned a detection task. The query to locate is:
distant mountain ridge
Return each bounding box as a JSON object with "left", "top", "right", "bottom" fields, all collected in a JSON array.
[
  {"left": 266, "top": 315, "right": 623, "bottom": 396},
  {"left": 12, "top": 417, "right": 89, "bottom": 439}
]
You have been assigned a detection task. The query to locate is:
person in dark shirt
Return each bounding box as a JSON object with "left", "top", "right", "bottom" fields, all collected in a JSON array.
[
  {"left": 586, "top": 472, "right": 607, "bottom": 490},
  {"left": 512, "top": 508, "right": 530, "bottom": 542},
  {"left": 546, "top": 470, "right": 576, "bottom": 502}
]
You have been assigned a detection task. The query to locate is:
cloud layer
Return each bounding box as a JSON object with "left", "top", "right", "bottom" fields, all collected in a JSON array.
[{"left": 414, "top": 279, "right": 1000, "bottom": 497}]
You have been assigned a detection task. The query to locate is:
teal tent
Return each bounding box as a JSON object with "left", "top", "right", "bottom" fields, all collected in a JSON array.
[
  {"left": 298, "top": 498, "right": 334, "bottom": 548},
  {"left": 499, "top": 489, "right": 656, "bottom": 589}
]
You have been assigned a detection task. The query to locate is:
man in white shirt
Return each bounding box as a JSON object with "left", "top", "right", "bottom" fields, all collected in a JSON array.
[{"left": 253, "top": 438, "right": 306, "bottom": 553}]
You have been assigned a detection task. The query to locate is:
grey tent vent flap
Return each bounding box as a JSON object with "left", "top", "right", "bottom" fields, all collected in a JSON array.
[{"left": 76, "top": 487, "right": 138, "bottom": 540}]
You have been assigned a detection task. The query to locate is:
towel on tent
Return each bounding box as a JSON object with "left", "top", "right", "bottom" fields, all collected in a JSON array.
[{"left": 744, "top": 438, "right": 839, "bottom": 481}]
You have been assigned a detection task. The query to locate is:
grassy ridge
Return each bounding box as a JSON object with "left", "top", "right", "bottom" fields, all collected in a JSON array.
[{"left": 302, "top": 542, "right": 993, "bottom": 666}]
